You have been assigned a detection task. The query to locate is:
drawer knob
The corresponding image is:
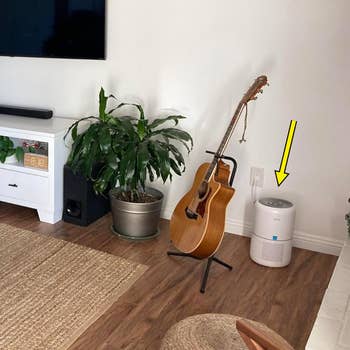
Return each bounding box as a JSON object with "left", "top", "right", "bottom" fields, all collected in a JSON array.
[{"left": 8, "top": 184, "right": 18, "bottom": 188}]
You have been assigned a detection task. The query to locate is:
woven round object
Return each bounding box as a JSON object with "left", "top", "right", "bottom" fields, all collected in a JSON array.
[{"left": 160, "top": 314, "right": 248, "bottom": 350}]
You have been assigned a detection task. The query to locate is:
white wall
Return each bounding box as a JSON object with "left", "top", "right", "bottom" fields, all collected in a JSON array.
[{"left": 0, "top": 0, "right": 349, "bottom": 253}]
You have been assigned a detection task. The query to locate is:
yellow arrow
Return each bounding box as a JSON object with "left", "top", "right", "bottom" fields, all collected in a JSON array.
[{"left": 275, "top": 120, "right": 297, "bottom": 187}]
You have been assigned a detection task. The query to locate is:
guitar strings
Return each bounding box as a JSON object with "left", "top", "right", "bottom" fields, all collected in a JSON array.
[
  {"left": 208, "top": 99, "right": 250, "bottom": 181},
  {"left": 220, "top": 102, "right": 247, "bottom": 157}
]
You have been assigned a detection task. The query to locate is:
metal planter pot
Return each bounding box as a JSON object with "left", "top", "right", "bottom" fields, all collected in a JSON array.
[{"left": 109, "top": 187, "right": 163, "bottom": 240}]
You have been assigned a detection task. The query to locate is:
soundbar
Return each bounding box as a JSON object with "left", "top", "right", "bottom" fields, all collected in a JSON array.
[{"left": 0, "top": 105, "right": 53, "bottom": 119}]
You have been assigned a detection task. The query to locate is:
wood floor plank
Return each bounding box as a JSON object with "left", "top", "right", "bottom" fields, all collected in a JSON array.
[{"left": 0, "top": 203, "right": 337, "bottom": 350}]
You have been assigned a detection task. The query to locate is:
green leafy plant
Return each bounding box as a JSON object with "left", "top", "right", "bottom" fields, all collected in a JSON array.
[
  {"left": 0, "top": 136, "right": 24, "bottom": 163},
  {"left": 65, "top": 88, "right": 193, "bottom": 202}
]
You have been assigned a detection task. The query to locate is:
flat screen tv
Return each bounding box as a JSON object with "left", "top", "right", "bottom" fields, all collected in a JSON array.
[{"left": 0, "top": 0, "right": 106, "bottom": 60}]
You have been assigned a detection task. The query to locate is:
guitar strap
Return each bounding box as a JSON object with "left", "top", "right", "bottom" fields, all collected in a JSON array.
[{"left": 239, "top": 102, "right": 249, "bottom": 143}]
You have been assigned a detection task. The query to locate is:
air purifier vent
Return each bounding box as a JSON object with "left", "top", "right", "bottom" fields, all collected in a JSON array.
[{"left": 262, "top": 241, "right": 284, "bottom": 262}]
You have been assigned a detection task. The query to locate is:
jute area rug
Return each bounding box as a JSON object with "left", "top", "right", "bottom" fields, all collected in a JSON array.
[{"left": 0, "top": 224, "right": 147, "bottom": 350}]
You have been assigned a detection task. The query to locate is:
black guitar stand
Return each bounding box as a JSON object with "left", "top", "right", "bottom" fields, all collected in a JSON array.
[{"left": 167, "top": 150, "right": 238, "bottom": 293}]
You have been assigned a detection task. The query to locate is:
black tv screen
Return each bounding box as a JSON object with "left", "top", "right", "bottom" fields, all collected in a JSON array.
[{"left": 0, "top": 0, "right": 106, "bottom": 60}]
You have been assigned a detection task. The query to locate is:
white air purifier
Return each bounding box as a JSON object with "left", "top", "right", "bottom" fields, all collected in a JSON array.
[{"left": 250, "top": 198, "right": 295, "bottom": 267}]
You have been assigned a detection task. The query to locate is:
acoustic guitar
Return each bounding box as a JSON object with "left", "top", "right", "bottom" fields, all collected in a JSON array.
[{"left": 170, "top": 75, "right": 269, "bottom": 259}]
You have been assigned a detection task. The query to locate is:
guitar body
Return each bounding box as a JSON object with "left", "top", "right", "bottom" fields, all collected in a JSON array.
[{"left": 170, "top": 162, "right": 235, "bottom": 259}]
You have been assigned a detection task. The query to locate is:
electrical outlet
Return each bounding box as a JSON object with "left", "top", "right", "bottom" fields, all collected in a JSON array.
[{"left": 250, "top": 167, "right": 264, "bottom": 187}]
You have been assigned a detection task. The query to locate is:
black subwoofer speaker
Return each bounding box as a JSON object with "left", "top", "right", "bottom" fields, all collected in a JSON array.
[{"left": 62, "top": 165, "right": 110, "bottom": 226}]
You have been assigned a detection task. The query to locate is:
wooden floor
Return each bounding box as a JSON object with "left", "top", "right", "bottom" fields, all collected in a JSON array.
[{"left": 0, "top": 203, "right": 337, "bottom": 350}]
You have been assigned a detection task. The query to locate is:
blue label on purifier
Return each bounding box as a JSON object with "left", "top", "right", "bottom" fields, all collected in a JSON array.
[{"left": 273, "top": 235, "right": 278, "bottom": 241}]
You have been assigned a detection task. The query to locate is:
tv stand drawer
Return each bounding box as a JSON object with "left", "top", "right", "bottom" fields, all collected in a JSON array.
[{"left": 0, "top": 168, "right": 49, "bottom": 206}]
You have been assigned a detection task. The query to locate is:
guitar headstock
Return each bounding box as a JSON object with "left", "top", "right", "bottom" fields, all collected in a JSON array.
[{"left": 242, "top": 75, "right": 269, "bottom": 104}]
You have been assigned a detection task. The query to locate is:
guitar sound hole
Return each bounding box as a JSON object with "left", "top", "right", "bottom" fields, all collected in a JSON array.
[
  {"left": 198, "top": 181, "right": 208, "bottom": 199},
  {"left": 184, "top": 188, "right": 212, "bottom": 220},
  {"left": 185, "top": 207, "right": 198, "bottom": 220},
  {"left": 197, "top": 188, "right": 211, "bottom": 217}
]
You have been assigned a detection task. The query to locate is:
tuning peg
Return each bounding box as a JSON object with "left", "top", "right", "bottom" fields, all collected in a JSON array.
[
  {"left": 252, "top": 96, "right": 258, "bottom": 100},
  {"left": 267, "top": 82, "right": 270, "bottom": 87},
  {"left": 259, "top": 89, "right": 264, "bottom": 94}
]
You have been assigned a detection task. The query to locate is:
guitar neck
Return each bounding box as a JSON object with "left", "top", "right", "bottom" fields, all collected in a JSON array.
[{"left": 204, "top": 101, "right": 245, "bottom": 182}]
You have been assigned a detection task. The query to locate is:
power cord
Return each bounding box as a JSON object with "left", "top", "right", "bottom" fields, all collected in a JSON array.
[{"left": 250, "top": 175, "right": 260, "bottom": 204}]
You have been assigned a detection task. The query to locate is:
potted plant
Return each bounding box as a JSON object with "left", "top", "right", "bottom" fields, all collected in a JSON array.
[
  {"left": 65, "top": 88, "right": 192, "bottom": 239},
  {"left": 0, "top": 136, "right": 24, "bottom": 164}
]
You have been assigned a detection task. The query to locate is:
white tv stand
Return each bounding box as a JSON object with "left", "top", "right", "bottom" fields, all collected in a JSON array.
[{"left": 0, "top": 115, "right": 75, "bottom": 224}]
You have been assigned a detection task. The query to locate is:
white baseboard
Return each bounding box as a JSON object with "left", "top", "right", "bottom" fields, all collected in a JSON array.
[
  {"left": 162, "top": 209, "right": 344, "bottom": 256},
  {"left": 225, "top": 218, "right": 344, "bottom": 256},
  {"left": 225, "top": 218, "right": 253, "bottom": 237},
  {"left": 292, "top": 230, "right": 343, "bottom": 256}
]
